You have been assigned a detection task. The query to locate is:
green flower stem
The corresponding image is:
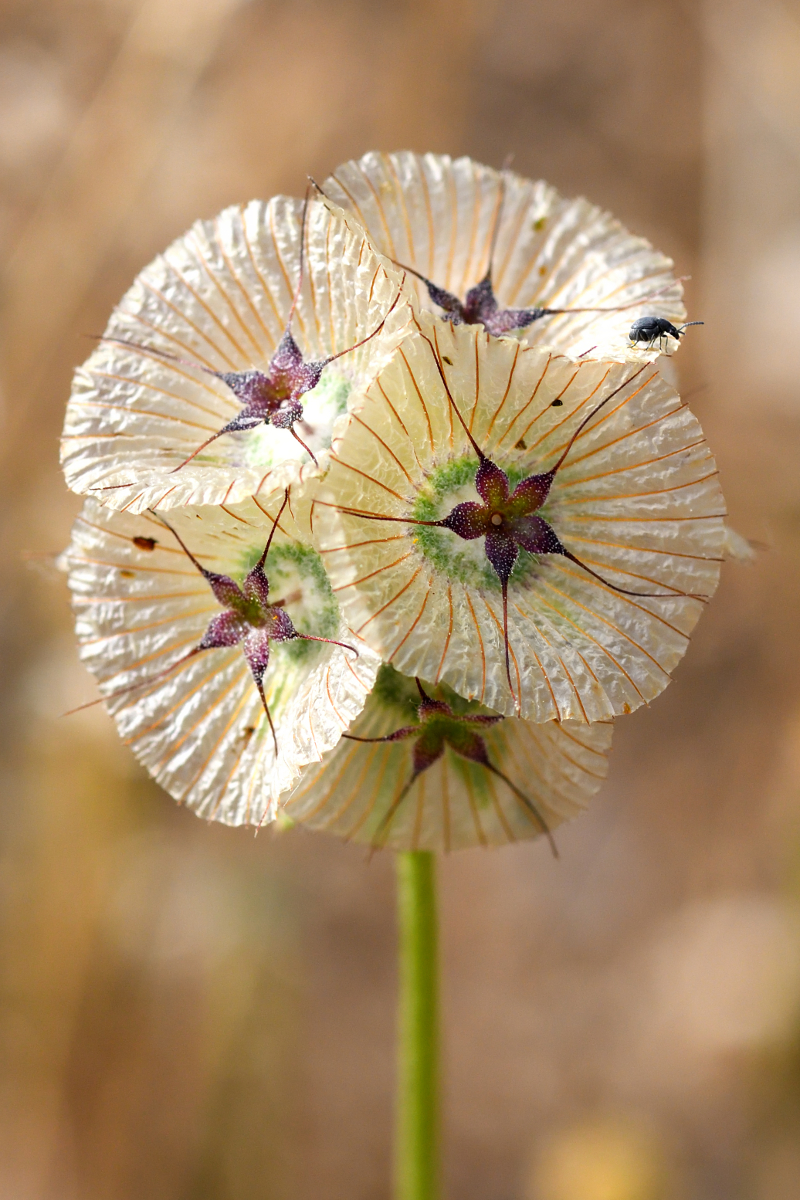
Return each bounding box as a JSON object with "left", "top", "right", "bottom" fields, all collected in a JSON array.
[{"left": 395, "top": 851, "right": 440, "bottom": 1200}]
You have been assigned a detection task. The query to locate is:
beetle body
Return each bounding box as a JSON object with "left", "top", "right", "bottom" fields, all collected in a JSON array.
[{"left": 629, "top": 316, "right": 704, "bottom": 351}]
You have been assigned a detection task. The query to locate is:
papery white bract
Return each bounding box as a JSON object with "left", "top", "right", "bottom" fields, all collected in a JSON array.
[
  {"left": 324, "top": 151, "right": 686, "bottom": 361},
  {"left": 61, "top": 197, "right": 411, "bottom": 514},
  {"left": 57, "top": 153, "right": 726, "bottom": 846},
  {"left": 64, "top": 497, "right": 379, "bottom": 824},
  {"left": 312, "top": 314, "right": 725, "bottom": 722},
  {"left": 284, "top": 666, "right": 613, "bottom": 851}
]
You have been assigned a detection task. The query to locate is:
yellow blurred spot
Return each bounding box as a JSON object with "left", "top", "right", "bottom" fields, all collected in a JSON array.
[{"left": 529, "top": 1117, "right": 667, "bottom": 1200}]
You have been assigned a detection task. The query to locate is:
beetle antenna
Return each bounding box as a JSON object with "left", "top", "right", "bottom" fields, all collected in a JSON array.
[{"left": 677, "top": 321, "right": 704, "bottom": 333}]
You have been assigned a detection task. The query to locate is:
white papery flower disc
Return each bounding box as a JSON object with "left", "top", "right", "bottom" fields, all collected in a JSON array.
[
  {"left": 324, "top": 151, "right": 686, "bottom": 361},
  {"left": 61, "top": 197, "right": 410, "bottom": 513},
  {"left": 313, "top": 315, "right": 725, "bottom": 722},
  {"left": 64, "top": 497, "right": 379, "bottom": 825},
  {"left": 284, "top": 666, "right": 613, "bottom": 852}
]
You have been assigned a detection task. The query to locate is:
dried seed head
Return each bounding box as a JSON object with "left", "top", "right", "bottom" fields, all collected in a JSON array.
[
  {"left": 63, "top": 495, "right": 379, "bottom": 825},
  {"left": 283, "top": 665, "right": 613, "bottom": 852},
  {"left": 61, "top": 195, "right": 412, "bottom": 515},
  {"left": 312, "top": 313, "right": 726, "bottom": 722},
  {"left": 324, "top": 151, "right": 687, "bottom": 361}
]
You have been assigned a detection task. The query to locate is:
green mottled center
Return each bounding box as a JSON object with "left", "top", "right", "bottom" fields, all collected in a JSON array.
[
  {"left": 410, "top": 455, "right": 543, "bottom": 592},
  {"left": 237, "top": 541, "right": 340, "bottom": 718},
  {"left": 372, "top": 663, "right": 486, "bottom": 719},
  {"left": 367, "top": 665, "right": 498, "bottom": 811}
]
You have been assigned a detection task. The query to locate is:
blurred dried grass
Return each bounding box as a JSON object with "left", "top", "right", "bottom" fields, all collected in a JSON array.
[{"left": 2, "top": 1, "right": 800, "bottom": 1197}]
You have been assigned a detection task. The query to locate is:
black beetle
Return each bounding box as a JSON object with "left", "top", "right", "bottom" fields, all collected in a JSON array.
[{"left": 629, "top": 316, "right": 704, "bottom": 351}]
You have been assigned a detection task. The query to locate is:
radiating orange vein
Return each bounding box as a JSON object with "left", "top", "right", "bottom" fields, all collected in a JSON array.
[
  {"left": 355, "top": 567, "right": 422, "bottom": 631},
  {"left": 332, "top": 552, "right": 413, "bottom": 592},
  {"left": 549, "top": 560, "right": 695, "bottom": 639},
  {"left": 390, "top": 586, "right": 431, "bottom": 661},
  {"left": 483, "top": 341, "right": 520, "bottom": 445},
  {"left": 124, "top": 656, "right": 236, "bottom": 744},
  {"left": 398, "top": 346, "right": 435, "bottom": 453},
  {"left": 556, "top": 465, "right": 718, "bottom": 502},
  {"left": 217, "top": 212, "right": 274, "bottom": 345},
  {"left": 176, "top": 669, "right": 255, "bottom": 800},
  {"left": 187, "top": 233, "right": 264, "bottom": 359},
  {"left": 535, "top": 574, "right": 670, "bottom": 682},
  {"left": 435, "top": 586, "right": 454, "bottom": 682},
  {"left": 463, "top": 588, "right": 487, "bottom": 702},
  {"left": 239, "top": 203, "right": 283, "bottom": 337},
  {"left": 351, "top": 413, "right": 415, "bottom": 484},
  {"left": 330, "top": 453, "right": 407, "bottom": 502},
  {"left": 560, "top": 413, "right": 697, "bottom": 474},
  {"left": 71, "top": 394, "right": 220, "bottom": 433},
  {"left": 562, "top": 532, "right": 723, "bottom": 563},
  {"left": 164, "top": 251, "right": 253, "bottom": 362},
  {"left": 140, "top": 276, "right": 239, "bottom": 371},
  {"left": 320, "top": 535, "right": 405, "bottom": 554},
  {"left": 110, "top": 307, "right": 232, "bottom": 379},
  {"left": 268, "top": 200, "right": 309, "bottom": 343},
  {"left": 85, "top": 366, "right": 233, "bottom": 419}
]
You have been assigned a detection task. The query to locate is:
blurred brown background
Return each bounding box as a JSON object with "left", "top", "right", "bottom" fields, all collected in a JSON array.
[{"left": 1, "top": 1, "right": 799, "bottom": 1197}]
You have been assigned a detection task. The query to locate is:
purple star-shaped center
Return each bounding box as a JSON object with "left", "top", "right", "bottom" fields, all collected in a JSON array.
[
  {"left": 438, "top": 456, "right": 563, "bottom": 588},
  {"left": 331, "top": 350, "right": 685, "bottom": 710},
  {"left": 73, "top": 493, "right": 357, "bottom": 757},
  {"left": 342, "top": 679, "right": 557, "bottom": 854},
  {"left": 98, "top": 188, "right": 402, "bottom": 482}
]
